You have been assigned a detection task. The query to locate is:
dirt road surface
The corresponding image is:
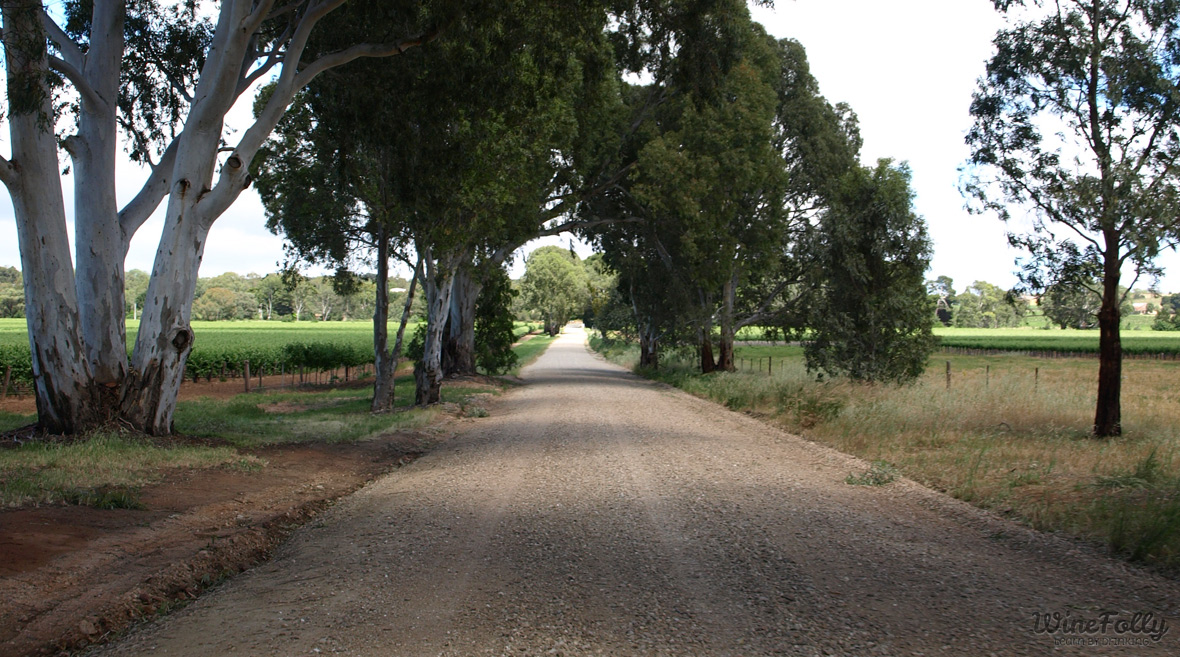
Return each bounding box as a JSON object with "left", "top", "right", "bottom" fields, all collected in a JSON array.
[{"left": 91, "top": 328, "right": 1180, "bottom": 656}]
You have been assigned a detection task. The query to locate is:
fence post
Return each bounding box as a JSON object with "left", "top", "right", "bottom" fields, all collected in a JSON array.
[
  {"left": 986, "top": 365, "right": 990, "bottom": 388},
  {"left": 1035, "top": 366, "right": 1039, "bottom": 390},
  {"left": 1, "top": 365, "right": 10, "bottom": 401},
  {"left": 769, "top": 356, "right": 772, "bottom": 376},
  {"left": 258, "top": 365, "right": 263, "bottom": 390},
  {"left": 946, "top": 361, "right": 951, "bottom": 390},
  {"left": 244, "top": 360, "right": 251, "bottom": 392}
]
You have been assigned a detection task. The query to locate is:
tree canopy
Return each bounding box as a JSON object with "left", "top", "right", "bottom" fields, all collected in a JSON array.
[{"left": 965, "top": 0, "right": 1180, "bottom": 436}]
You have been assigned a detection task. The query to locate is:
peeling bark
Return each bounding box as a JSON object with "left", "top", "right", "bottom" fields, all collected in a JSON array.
[
  {"left": 3, "top": 1, "right": 101, "bottom": 433},
  {"left": 442, "top": 267, "right": 480, "bottom": 377},
  {"left": 415, "top": 249, "right": 461, "bottom": 406}
]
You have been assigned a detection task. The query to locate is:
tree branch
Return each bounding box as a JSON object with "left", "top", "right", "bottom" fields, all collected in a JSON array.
[
  {"left": 0, "top": 154, "right": 17, "bottom": 189},
  {"left": 119, "top": 140, "right": 179, "bottom": 240},
  {"left": 47, "top": 55, "right": 105, "bottom": 113},
  {"left": 40, "top": 11, "right": 83, "bottom": 70},
  {"left": 292, "top": 32, "right": 437, "bottom": 91}
]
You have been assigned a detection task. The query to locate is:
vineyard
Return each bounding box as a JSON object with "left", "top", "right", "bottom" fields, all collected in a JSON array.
[
  {"left": 0, "top": 320, "right": 542, "bottom": 396},
  {"left": 933, "top": 327, "right": 1180, "bottom": 357}
]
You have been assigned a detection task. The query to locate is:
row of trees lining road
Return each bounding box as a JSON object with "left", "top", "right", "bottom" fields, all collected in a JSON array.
[
  {"left": 3, "top": 0, "right": 782, "bottom": 432},
  {"left": 586, "top": 14, "right": 935, "bottom": 382},
  {"left": 252, "top": 1, "right": 779, "bottom": 409},
  {"left": 964, "top": 0, "right": 1180, "bottom": 436}
]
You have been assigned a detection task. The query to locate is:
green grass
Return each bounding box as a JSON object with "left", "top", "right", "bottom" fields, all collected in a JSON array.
[
  {"left": 933, "top": 326, "right": 1180, "bottom": 354},
  {"left": 0, "top": 431, "right": 251, "bottom": 507},
  {"left": 0, "top": 322, "right": 556, "bottom": 509},
  {"left": 510, "top": 333, "right": 559, "bottom": 374},
  {"left": 592, "top": 332, "right": 1180, "bottom": 572}
]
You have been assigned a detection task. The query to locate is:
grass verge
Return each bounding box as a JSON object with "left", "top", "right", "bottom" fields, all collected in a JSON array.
[
  {"left": 510, "top": 333, "right": 559, "bottom": 374},
  {"left": 590, "top": 332, "right": 1180, "bottom": 573},
  {"left": 0, "top": 431, "right": 251, "bottom": 507}
]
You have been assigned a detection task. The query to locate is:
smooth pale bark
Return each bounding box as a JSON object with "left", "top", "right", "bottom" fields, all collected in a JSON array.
[
  {"left": 416, "top": 249, "right": 462, "bottom": 405},
  {"left": 2, "top": 1, "right": 100, "bottom": 433},
  {"left": 4, "top": 0, "right": 431, "bottom": 434},
  {"left": 71, "top": 3, "right": 128, "bottom": 388}
]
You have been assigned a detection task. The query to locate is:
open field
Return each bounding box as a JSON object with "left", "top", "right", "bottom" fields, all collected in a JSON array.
[
  {"left": 0, "top": 319, "right": 542, "bottom": 394},
  {"left": 592, "top": 334, "right": 1180, "bottom": 572},
  {"left": 933, "top": 326, "right": 1180, "bottom": 355}
]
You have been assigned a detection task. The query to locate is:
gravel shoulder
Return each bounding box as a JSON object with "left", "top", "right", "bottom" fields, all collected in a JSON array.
[{"left": 90, "top": 328, "right": 1180, "bottom": 656}]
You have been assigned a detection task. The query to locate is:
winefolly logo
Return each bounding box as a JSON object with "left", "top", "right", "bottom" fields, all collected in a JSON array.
[{"left": 1033, "top": 610, "right": 1169, "bottom": 647}]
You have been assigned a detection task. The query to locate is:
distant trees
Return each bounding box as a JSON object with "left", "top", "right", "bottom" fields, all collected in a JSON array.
[
  {"left": 0, "top": 267, "right": 24, "bottom": 318},
  {"left": 520, "top": 248, "right": 590, "bottom": 336},
  {"left": 965, "top": 0, "right": 1180, "bottom": 436},
  {"left": 927, "top": 276, "right": 956, "bottom": 326},
  {"left": 952, "top": 281, "right": 1028, "bottom": 329},
  {"left": 1040, "top": 280, "right": 1103, "bottom": 330}
]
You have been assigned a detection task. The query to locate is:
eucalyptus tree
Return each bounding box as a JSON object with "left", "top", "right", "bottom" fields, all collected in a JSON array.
[
  {"left": 801, "top": 160, "right": 935, "bottom": 384},
  {"left": 520, "top": 247, "right": 590, "bottom": 336},
  {"left": 256, "top": 1, "right": 610, "bottom": 406},
  {"left": 2, "top": 0, "right": 439, "bottom": 434},
  {"left": 965, "top": 0, "right": 1180, "bottom": 436},
  {"left": 615, "top": 23, "right": 859, "bottom": 373}
]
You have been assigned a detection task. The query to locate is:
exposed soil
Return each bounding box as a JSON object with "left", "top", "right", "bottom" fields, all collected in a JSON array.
[
  {"left": 0, "top": 369, "right": 383, "bottom": 418},
  {"left": 0, "top": 426, "right": 440, "bottom": 656},
  {"left": 78, "top": 329, "right": 1180, "bottom": 656}
]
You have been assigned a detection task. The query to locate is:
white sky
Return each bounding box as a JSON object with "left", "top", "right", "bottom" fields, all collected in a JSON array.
[{"left": 2, "top": 0, "right": 1179, "bottom": 291}]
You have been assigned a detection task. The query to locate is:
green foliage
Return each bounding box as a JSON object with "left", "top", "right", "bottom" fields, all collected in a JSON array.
[
  {"left": 474, "top": 268, "right": 519, "bottom": 375},
  {"left": 966, "top": 0, "right": 1180, "bottom": 434},
  {"left": 520, "top": 247, "right": 589, "bottom": 336},
  {"left": 951, "top": 281, "right": 1027, "bottom": 329},
  {"left": 1153, "top": 295, "right": 1180, "bottom": 330},
  {"left": 0, "top": 266, "right": 24, "bottom": 318},
  {"left": 802, "top": 160, "right": 936, "bottom": 383}
]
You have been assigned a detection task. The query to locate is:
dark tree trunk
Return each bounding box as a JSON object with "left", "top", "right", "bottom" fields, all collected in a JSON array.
[
  {"left": 638, "top": 325, "right": 659, "bottom": 369},
  {"left": 1094, "top": 251, "right": 1122, "bottom": 437},
  {"left": 442, "top": 267, "right": 479, "bottom": 376},
  {"left": 717, "top": 274, "right": 737, "bottom": 372},
  {"left": 700, "top": 334, "right": 716, "bottom": 373},
  {"left": 373, "top": 230, "right": 420, "bottom": 413}
]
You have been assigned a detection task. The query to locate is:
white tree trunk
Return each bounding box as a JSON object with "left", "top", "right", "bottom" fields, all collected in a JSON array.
[
  {"left": 415, "top": 247, "right": 462, "bottom": 405},
  {"left": 4, "top": 0, "right": 432, "bottom": 434},
  {"left": 2, "top": 1, "right": 99, "bottom": 433}
]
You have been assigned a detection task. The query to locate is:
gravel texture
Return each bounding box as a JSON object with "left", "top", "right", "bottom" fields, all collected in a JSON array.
[{"left": 91, "top": 328, "right": 1180, "bottom": 656}]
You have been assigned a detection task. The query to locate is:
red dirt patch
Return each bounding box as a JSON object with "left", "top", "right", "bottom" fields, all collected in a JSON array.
[{"left": 0, "top": 431, "right": 435, "bottom": 656}]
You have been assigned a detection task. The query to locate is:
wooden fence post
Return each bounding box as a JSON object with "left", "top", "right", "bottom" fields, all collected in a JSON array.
[
  {"left": 1, "top": 365, "right": 10, "bottom": 401},
  {"left": 946, "top": 361, "right": 951, "bottom": 390},
  {"left": 769, "top": 356, "right": 772, "bottom": 376},
  {"left": 1035, "top": 366, "right": 1039, "bottom": 390},
  {"left": 986, "top": 365, "right": 990, "bottom": 388},
  {"left": 244, "top": 360, "right": 251, "bottom": 392}
]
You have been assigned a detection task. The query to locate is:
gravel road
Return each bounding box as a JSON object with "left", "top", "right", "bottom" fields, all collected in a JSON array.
[{"left": 92, "top": 328, "right": 1180, "bottom": 656}]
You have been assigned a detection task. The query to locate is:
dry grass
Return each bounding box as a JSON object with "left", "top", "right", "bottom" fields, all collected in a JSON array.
[{"left": 591, "top": 334, "right": 1180, "bottom": 572}]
